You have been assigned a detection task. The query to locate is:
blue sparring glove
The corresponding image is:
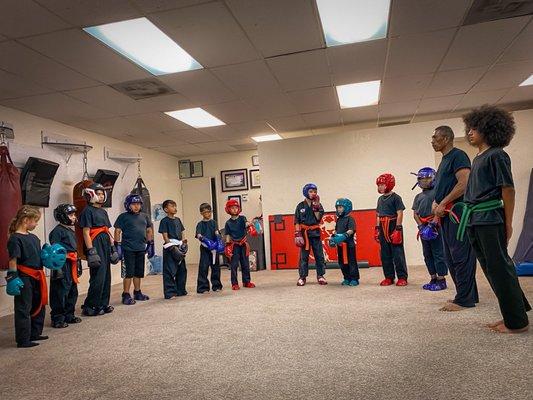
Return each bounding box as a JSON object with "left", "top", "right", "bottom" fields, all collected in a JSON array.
[
  {"left": 419, "top": 223, "right": 439, "bottom": 241},
  {"left": 216, "top": 236, "right": 225, "bottom": 253},
  {"left": 145, "top": 240, "right": 155, "bottom": 259},
  {"left": 253, "top": 219, "right": 263, "bottom": 235},
  {"left": 200, "top": 237, "right": 217, "bottom": 251},
  {"left": 6, "top": 271, "right": 24, "bottom": 296},
  {"left": 329, "top": 233, "right": 348, "bottom": 247},
  {"left": 114, "top": 241, "right": 124, "bottom": 260}
]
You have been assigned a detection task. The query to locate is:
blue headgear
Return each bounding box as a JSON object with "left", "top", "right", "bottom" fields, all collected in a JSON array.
[
  {"left": 302, "top": 183, "right": 317, "bottom": 199},
  {"left": 41, "top": 243, "right": 67, "bottom": 270},
  {"left": 124, "top": 194, "right": 143, "bottom": 213},
  {"left": 335, "top": 198, "right": 353, "bottom": 217},
  {"left": 411, "top": 167, "right": 436, "bottom": 190}
]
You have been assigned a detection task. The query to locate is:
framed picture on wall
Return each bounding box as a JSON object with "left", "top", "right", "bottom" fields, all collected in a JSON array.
[
  {"left": 191, "top": 160, "right": 203, "bottom": 178},
  {"left": 179, "top": 159, "right": 191, "bottom": 179},
  {"left": 252, "top": 155, "right": 259, "bottom": 166},
  {"left": 227, "top": 195, "right": 242, "bottom": 208},
  {"left": 250, "top": 169, "right": 260, "bottom": 188},
  {"left": 221, "top": 168, "right": 248, "bottom": 192}
]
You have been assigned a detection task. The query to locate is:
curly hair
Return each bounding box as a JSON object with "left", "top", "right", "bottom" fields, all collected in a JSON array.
[{"left": 462, "top": 105, "right": 515, "bottom": 147}]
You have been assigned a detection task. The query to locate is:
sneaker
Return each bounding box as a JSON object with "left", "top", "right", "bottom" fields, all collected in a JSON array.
[
  {"left": 396, "top": 278, "right": 408, "bottom": 286},
  {"left": 133, "top": 290, "right": 150, "bottom": 301},
  {"left": 66, "top": 316, "right": 82, "bottom": 324},
  {"left": 297, "top": 277, "right": 306, "bottom": 286},
  {"left": 17, "top": 342, "right": 39, "bottom": 348},
  {"left": 349, "top": 279, "right": 360, "bottom": 287},
  {"left": 82, "top": 306, "right": 99, "bottom": 317},
  {"left": 429, "top": 279, "right": 447, "bottom": 291},
  {"left": 341, "top": 279, "right": 350, "bottom": 285},
  {"left": 380, "top": 278, "right": 394, "bottom": 286},
  {"left": 243, "top": 282, "right": 256, "bottom": 288},
  {"left": 231, "top": 284, "right": 240, "bottom": 290},
  {"left": 122, "top": 292, "right": 136, "bottom": 305},
  {"left": 422, "top": 279, "right": 437, "bottom": 290},
  {"left": 52, "top": 321, "right": 69, "bottom": 329},
  {"left": 317, "top": 276, "right": 328, "bottom": 285},
  {"left": 103, "top": 305, "right": 114, "bottom": 314}
]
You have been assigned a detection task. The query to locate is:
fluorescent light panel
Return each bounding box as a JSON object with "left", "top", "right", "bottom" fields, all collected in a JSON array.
[
  {"left": 84, "top": 17, "right": 202, "bottom": 75},
  {"left": 165, "top": 108, "right": 225, "bottom": 128},
  {"left": 519, "top": 74, "right": 533, "bottom": 86},
  {"left": 251, "top": 134, "right": 283, "bottom": 142},
  {"left": 316, "top": 0, "right": 390, "bottom": 46},
  {"left": 336, "top": 80, "right": 381, "bottom": 108}
]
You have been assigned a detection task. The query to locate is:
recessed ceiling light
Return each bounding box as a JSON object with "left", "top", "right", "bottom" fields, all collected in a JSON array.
[
  {"left": 251, "top": 134, "right": 283, "bottom": 142},
  {"left": 84, "top": 17, "right": 202, "bottom": 75},
  {"left": 519, "top": 74, "right": 533, "bottom": 86},
  {"left": 165, "top": 108, "right": 225, "bottom": 128},
  {"left": 336, "top": 80, "right": 381, "bottom": 108},
  {"left": 316, "top": 0, "right": 390, "bottom": 46}
]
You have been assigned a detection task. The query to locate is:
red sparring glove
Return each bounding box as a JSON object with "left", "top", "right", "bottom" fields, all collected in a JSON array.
[
  {"left": 311, "top": 195, "right": 321, "bottom": 212},
  {"left": 391, "top": 226, "right": 403, "bottom": 245},
  {"left": 224, "top": 242, "right": 234, "bottom": 259},
  {"left": 294, "top": 231, "right": 305, "bottom": 248},
  {"left": 373, "top": 226, "right": 380, "bottom": 243},
  {"left": 247, "top": 223, "right": 258, "bottom": 237}
]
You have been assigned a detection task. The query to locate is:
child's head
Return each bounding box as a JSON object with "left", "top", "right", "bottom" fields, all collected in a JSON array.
[
  {"left": 225, "top": 199, "right": 241, "bottom": 217},
  {"left": 463, "top": 105, "right": 515, "bottom": 148},
  {"left": 302, "top": 183, "right": 318, "bottom": 200},
  {"left": 335, "top": 198, "right": 353, "bottom": 217},
  {"left": 9, "top": 206, "right": 41, "bottom": 234},
  {"left": 83, "top": 183, "right": 106, "bottom": 206},
  {"left": 53, "top": 203, "right": 77, "bottom": 226},
  {"left": 411, "top": 167, "right": 436, "bottom": 190},
  {"left": 162, "top": 199, "right": 177, "bottom": 215},
  {"left": 199, "top": 203, "right": 212, "bottom": 219},
  {"left": 124, "top": 194, "right": 143, "bottom": 214},
  {"left": 376, "top": 173, "right": 395, "bottom": 194}
]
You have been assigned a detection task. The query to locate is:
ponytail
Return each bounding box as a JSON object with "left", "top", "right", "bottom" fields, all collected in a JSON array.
[{"left": 8, "top": 206, "right": 41, "bottom": 235}]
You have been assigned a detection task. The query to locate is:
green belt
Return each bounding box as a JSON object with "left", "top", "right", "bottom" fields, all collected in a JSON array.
[{"left": 450, "top": 199, "right": 504, "bottom": 241}]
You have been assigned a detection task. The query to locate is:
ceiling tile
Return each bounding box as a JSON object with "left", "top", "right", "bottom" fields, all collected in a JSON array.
[
  {"left": 197, "top": 125, "right": 248, "bottom": 140},
  {"left": 416, "top": 94, "right": 463, "bottom": 115},
  {"left": 64, "top": 85, "right": 148, "bottom": 116},
  {"left": 150, "top": 1, "right": 259, "bottom": 67},
  {"left": 152, "top": 143, "right": 202, "bottom": 156},
  {"left": 425, "top": 67, "right": 486, "bottom": 98},
  {"left": 380, "top": 74, "right": 433, "bottom": 104},
  {"left": 341, "top": 105, "right": 378, "bottom": 124},
  {"left": 379, "top": 101, "right": 419, "bottom": 120},
  {"left": 454, "top": 89, "right": 510, "bottom": 111},
  {"left": 0, "top": 69, "right": 53, "bottom": 100},
  {"left": 440, "top": 17, "right": 530, "bottom": 71},
  {"left": 301, "top": 110, "right": 342, "bottom": 129},
  {"left": 500, "top": 22, "right": 533, "bottom": 63},
  {"left": 286, "top": 87, "right": 338, "bottom": 114},
  {"left": 125, "top": 132, "right": 179, "bottom": 148},
  {"left": 280, "top": 130, "right": 314, "bottom": 139},
  {"left": 471, "top": 60, "right": 533, "bottom": 92},
  {"left": 194, "top": 141, "right": 236, "bottom": 153},
  {"left": 164, "top": 129, "right": 216, "bottom": 144},
  {"left": 497, "top": 85, "right": 533, "bottom": 105},
  {"left": 134, "top": 93, "right": 195, "bottom": 113},
  {"left": 267, "top": 49, "right": 330, "bottom": 92},
  {"left": 244, "top": 92, "right": 299, "bottom": 119},
  {"left": 227, "top": 0, "right": 323, "bottom": 57},
  {"left": 203, "top": 101, "right": 260, "bottom": 123},
  {"left": 132, "top": 0, "right": 212, "bottom": 13},
  {"left": 266, "top": 115, "right": 308, "bottom": 132},
  {"left": 386, "top": 29, "right": 455, "bottom": 78},
  {"left": 230, "top": 120, "right": 275, "bottom": 136}
]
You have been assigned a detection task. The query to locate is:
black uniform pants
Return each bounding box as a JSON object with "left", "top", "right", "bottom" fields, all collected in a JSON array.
[
  {"left": 197, "top": 246, "right": 222, "bottom": 292},
  {"left": 230, "top": 244, "right": 251, "bottom": 285},
  {"left": 162, "top": 249, "right": 187, "bottom": 298},
  {"left": 83, "top": 234, "right": 111, "bottom": 310},
  {"left": 49, "top": 263, "right": 78, "bottom": 324},
  {"left": 421, "top": 232, "right": 448, "bottom": 277},
  {"left": 298, "top": 235, "right": 326, "bottom": 278},
  {"left": 378, "top": 221, "right": 408, "bottom": 280},
  {"left": 14, "top": 275, "right": 45, "bottom": 345},
  {"left": 337, "top": 244, "right": 360, "bottom": 281}
]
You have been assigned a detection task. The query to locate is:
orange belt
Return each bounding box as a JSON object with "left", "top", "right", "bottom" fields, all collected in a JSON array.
[
  {"left": 232, "top": 237, "right": 250, "bottom": 256},
  {"left": 89, "top": 226, "right": 112, "bottom": 242},
  {"left": 17, "top": 265, "right": 47, "bottom": 317},
  {"left": 379, "top": 216, "right": 397, "bottom": 243},
  {"left": 66, "top": 252, "right": 79, "bottom": 284},
  {"left": 340, "top": 242, "right": 348, "bottom": 264},
  {"left": 300, "top": 224, "right": 320, "bottom": 251}
]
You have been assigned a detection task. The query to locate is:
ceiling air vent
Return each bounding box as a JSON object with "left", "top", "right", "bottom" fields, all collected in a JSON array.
[
  {"left": 378, "top": 120, "right": 411, "bottom": 128},
  {"left": 232, "top": 143, "right": 258, "bottom": 151},
  {"left": 110, "top": 78, "right": 176, "bottom": 100},
  {"left": 463, "top": 0, "right": 533, "bottom": 25}
]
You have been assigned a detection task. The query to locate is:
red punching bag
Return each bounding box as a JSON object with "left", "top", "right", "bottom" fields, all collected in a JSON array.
[
  {"left": 0, "top": 145, "right": 22, "bottom": 270},
  {"left": 73, "top": 179, "right": 93, "bottom": 259}
]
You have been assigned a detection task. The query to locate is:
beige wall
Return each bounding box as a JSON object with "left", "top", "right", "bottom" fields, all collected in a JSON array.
[
  {"left": 0, "top": 105, "right": 182, "bottom": 317},
  {"left": 259, "top": 109, "right": 533, "bottom": 269}
]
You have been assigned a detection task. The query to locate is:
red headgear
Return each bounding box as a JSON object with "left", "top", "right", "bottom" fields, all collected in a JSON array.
[
  {"left": 376, "top": 173, "right": 395, "bottom": 194},
  {"left": 225, "top": 199, "right": 241, "bottom": 216}
]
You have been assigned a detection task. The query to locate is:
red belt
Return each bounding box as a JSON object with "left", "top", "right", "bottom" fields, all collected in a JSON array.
[
  {"left": 66, "top": 252, "right": 79, "bottom": 284},
  {"left": 300, "top": 224, "right": 320, "bottom": 251},
  {"left": 17, "top": 265, "right": 47, "bottom": 317},
  {"left": 378, "top": 216, "right": 396, "bottom": 243},
  {"left": 232, "top": 237, "right": 250, "bottom": 256},
  {"left": 340, "top": 242, "right": 348, "bottom": 264}
]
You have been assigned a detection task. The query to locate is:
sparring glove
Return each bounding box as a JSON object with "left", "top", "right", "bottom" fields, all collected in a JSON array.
[
  {"left": 247, "top": 223, "right": 258, "bottom": 237},
  {"left": 145, "top": 240, "right": 155, "bottom": 259},
  {"left": 330, "top": 233, "right": 348, "bottom": 246},
  {"left": 86, "top": 247, "right": 101, "bottom": 269},
  {"left": 391, "top": 225, "right": 403, "bottom": 245},
  {"left": 311, "top": 195, "right": 321, "bottom": 212},
  {"left": 419, "top": 223, "right": 438, "bottom": 241},
  {"left": 200, "top": 237, "right": 217, "bottom": 251},
  {"left": 110, "top": 244, "right": 121, "bottom": 265},
  {"left": 374, "top": 226, "right": 380, "bottom": 243},
  {"left": 294, "top": 231, "right": 305, "bottom": 248},
  {"left": 6, "top": 271, "right": 24, "bottom": 296},
  {"left": 253, "top": 219, "right": 263, "bottom": 235},
  {"left": 216, "top": 236, "right": 225, "bottom": 253},
  {"left": 178, "top": 241, "right": 188, "bottom": 256},
  {"left": 114, "top": 241, "right": 123, "bottom": 260},
  {"left": 224, "top": 243, "right": 234, "bottom": 259},
  {"left": 76, "top": 259, "right": 83, "bottom": 278}
]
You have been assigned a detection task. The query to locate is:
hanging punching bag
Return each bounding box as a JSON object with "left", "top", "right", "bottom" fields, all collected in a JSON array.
[
  {"left": 131, "top": 177, "right": 152, "bottom": 222},
  {"left": 73, "top": 179, "right": 93, "bottom": 259},
  {"left": 0, "top": 145, "right": 22, "bottom": 270}
]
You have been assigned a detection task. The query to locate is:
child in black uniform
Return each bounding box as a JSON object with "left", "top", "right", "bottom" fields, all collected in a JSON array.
[
  {"left": 6, "top": 206, "right": 48, "bottom": 348},
  {"left": 159, "top": 199, "right": 188, "bottom": 299},
  {"left": 80, "top": 183, "right": 120, "bottom": 316},
  {"left": 330, "top": 198, "right": 359, "bottom": 286},
  {"left": 461, "top": 105, "right": 531, "bottom": 333},
  {"left": 49, "top": 204, "right": 83, "bottom": 328},
  {"left": 195, "top": 203, "right": 223, "bottom": 293},
  {"left": 114, "top": 194, "right": 154, "bottom": 305},
  {"left": 374, "top": 173, "right": 408, "bottom": 286}
]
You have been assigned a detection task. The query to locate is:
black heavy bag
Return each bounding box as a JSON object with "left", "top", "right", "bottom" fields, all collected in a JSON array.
[
  {"left": 0, "top": 145, "right": 22, "bottom": 270},
  {"left": 93, "top": 169, "right": 119, "bottom": 208},
  {"left": 20, "top": 157, "right": 59, "bottom": 207},
  {"left": 131, "top": 177, "right": 152, "bottom": 221}
]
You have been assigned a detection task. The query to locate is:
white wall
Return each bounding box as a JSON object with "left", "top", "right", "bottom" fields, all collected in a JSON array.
[
  {"left": 0, "top": 105, "right": 181, "bottom": 317},
  {"left": 259, "top": 109, "right": 533, "bottom": 269}
]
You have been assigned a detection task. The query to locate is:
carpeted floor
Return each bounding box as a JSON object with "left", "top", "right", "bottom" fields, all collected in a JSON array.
[{"left": 0, "top": 265, "right": 531, "bottom": 400}]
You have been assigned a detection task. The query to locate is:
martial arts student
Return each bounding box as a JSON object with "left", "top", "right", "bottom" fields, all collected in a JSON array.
[
  {"left": 294, "top": 183, "right": 327, "bottom": 286},
  {"left": 431, "top": 126, "right": 478, "bottom": 311},
  {"left": 411, "top": 168, "right": 448, "bottom": 291},
  {"left": 159, "top": 199, "right": 188, "bottom": 299},
  {"left": 114, "top": 194, "right": 154, "bottom": 305},
  {"left": 224, "top": 199, "right": 257, "bottom": 290},
  {"left": 329, "top": 198, "right": 359, "bottom": 286},
  {"left": 195, "top": 203, "right": 223, "bottom": 293},
  {"left": 459, "top": 105, "right": 530, "bottom": 333},
  {"left": 80, "top": 183, "right": 120, "bottom": 316},
  {"left": 374, "top": 174, "right": 408, "bottom": 286},
  {"left": 49, "top": 204, "right": 83, "bottom": 328}
]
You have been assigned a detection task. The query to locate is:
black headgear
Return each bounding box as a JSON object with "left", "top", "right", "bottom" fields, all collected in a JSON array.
[{"left": 53, "top": 204, "right": 77, "bottom": 226}]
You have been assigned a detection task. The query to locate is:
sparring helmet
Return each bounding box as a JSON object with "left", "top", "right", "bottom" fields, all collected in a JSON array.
[
  {"left": 302, "top": 183, "right": 318, "bottom": 199},
  {"left": 83, "top": 183, "right": 107, "bottom": 204},
  {"left": 41, "top": 243, "right": 67, "bottom": 270},
  {"left": 53, "top": 203, "right": 77, "bottom": 226},
  {"left": 124, "top": 193, "right": 143, "bottom": 213},
  {"left": 335, "top": 198, "right": 353, "bottom": 217},
  {"left": 225, "top": 199, "right": 241, "bottom": 216},
  {"left": 376, "top": 173, "right": 395, "bottom": 194},
  {"left": 411, "top": 167, "right": 436, "bottom": 190},
  {"left": 199, "top": 203, "right": 212, "bottom": 213}
]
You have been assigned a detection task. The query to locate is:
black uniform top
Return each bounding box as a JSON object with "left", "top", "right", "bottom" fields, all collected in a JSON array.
[
  {"left": 7, "top": 232, "right": 42, "bottom": 270},
  {"left": 294, "top": 200, "right": 324, "bottom": 238},
  {"left": 158, "top": 216, "right": 184, "bottom": 240},
  {"left": 49, "top": 224, "right": 77, "bottom": 252},
  {"left": 225, "top": 216, "right": 247, "bottom": 241},
  {"left": 464, "top": 147, "right": 514, "bottom": 226},
  {"left": 335, "top": 215, "right": 356, "bottom": 247},
  {"left": 79, "top": 205, "right": 112, "bottom": 229},
  {"left": 377, "top": 192, "right": 405, "bottom": 217},
  {"left": 114, "top": 212, "right": 152, "bottom": 251},
  {"left": 412, "top": 189, "right": 436, "bottom": 219},
  {"left": 196, "top": 219, "right": 219, "bottom": 241},
  {"left": 434, "top": 147, "right": 471, "bottom": 204}
]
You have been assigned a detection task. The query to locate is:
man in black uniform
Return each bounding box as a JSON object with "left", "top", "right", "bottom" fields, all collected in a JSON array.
[{"left": 431, "top": 126, "right": 478, "bottom": 311}]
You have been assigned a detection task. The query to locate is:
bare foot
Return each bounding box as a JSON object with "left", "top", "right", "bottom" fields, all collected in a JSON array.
[
  {"left": 439, "top": 302, "right": 467, "bottom": 312},
  {"left": 485, "top": 320, "right": 504, "bottom": 328},
  {"left": 490, "top": 324, "right": 529, "bottom": 334},
  {"left": 447, "top": 299, "right": 454, "bottom": 303}
]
